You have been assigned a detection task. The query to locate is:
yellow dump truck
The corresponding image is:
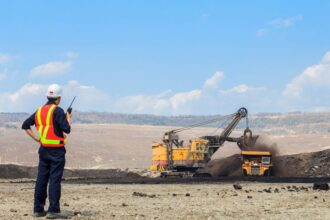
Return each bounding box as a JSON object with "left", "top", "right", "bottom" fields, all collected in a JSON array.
[{"left": 241, "top": 151, "right": 272, "bottom": 176}]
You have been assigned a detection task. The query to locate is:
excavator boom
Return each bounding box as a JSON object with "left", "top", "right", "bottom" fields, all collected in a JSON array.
[{"left": 202, "top": 107, "right": 248, "bottom": 158}]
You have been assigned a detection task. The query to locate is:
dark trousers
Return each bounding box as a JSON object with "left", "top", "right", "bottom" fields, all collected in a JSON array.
[{"left": 34, "top": 146, "right": 66, "bottom": 213}]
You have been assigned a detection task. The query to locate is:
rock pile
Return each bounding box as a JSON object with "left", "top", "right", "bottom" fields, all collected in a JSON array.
[
  {"left": 132, "top": 192, "right": 156, "bottom": 198},
  {"left": 313, "top": 182, "right": 329, "bottom": 191}
]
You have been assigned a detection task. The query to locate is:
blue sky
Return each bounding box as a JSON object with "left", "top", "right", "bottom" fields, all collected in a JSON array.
[{"left": 0, "top": 1, "right": 330, "bottom": 115}]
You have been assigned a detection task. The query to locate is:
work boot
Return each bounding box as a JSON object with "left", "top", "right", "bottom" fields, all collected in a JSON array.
[
  {"left": 33, "top": 211, "right": 47, "bottom": 217},
  {"left": 46, "top": 211, "right": 73, "bottom": 219}
]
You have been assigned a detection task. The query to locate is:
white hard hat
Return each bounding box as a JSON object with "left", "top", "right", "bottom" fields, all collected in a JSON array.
[{"left": 47, "top": 84, "right": 63, "bottom": 98}]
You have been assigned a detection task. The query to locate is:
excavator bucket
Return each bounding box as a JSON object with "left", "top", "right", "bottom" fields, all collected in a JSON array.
[{"left": 237, "top": 128, "right": 259, "bottom": 150}]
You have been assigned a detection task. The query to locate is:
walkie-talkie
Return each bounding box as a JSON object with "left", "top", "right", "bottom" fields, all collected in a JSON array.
[{"left": 67, "top": 96, "right": 76, "bottom": 114}]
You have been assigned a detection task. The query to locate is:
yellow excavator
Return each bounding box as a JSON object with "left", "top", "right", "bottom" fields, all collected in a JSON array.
[{"left": 150, "top": 107, "right": 258, "bottom": 177}]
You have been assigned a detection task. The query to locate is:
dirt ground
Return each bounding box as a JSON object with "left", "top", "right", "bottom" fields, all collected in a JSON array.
[{"left": 0, "top": 182, "right": 329, "bottom": 220}]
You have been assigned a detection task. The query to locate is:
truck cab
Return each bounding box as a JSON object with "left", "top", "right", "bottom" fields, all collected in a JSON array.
[{"left": 241, "top": 151, "right": 272, "bottom": 176}]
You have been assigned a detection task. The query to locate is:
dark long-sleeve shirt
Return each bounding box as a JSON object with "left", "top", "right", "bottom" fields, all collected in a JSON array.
[{"left": 22, "top": 101, "right": 71, "bottom": 139}]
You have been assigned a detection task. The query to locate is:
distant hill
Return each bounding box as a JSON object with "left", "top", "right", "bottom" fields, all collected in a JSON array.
[{"left": 1, "top": 111, "right": 330, "bottom": 132}]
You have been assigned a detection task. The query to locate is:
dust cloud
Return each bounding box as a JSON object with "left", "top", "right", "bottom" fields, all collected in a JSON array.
[{"left": 239, "top": 135, "right": 279, "bottom": 157}]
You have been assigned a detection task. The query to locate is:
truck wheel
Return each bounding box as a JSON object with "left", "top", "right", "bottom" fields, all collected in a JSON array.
[{"left": 264, "top": 170, "right": 270, "bottom": 177}]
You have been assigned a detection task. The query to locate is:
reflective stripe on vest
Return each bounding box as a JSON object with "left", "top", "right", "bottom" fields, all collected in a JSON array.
[{"left": 35, "top": 104, "right": 65, "bottom": 147}]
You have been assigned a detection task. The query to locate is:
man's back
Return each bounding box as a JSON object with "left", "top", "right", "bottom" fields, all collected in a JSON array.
[{"left": 21, "top": 84, "right": 72, "bottom": 218}]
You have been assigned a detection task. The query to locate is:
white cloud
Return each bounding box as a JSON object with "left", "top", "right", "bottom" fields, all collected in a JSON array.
[
  {"left": 0, "top": 68, "right": 277, "bottom": 114},
  {"left": 116, "top": 72, "right": 231, "bottom": 115},
  {"left": 0, "top": 69, "right": 277, "bottom": 114},
  {"left": 282, "top": 51, "right": 330, "bottom": 111},
  {"left": 115, "top": 89, "right": 202, "bottom": 115},
  {"left": 0, "top": 83, "right": 48, "bottom": 112},
  {"left": 114, "top": 72, "right": 268, "bottom": 115},
  {"left": 0, "top": 81, "right": 108, "bottom": 112},
  {"left": 30, "top": 61, "right": 72, "bottom": 77},
  {"left": 115, "top": 93, "right": 169, "bottom": 114},
  {"left": 312, "top": 106, "right": 330, "bottom": 112},
  {"left": 170, "top": 90, "right": 202, "bottom": 111},
  {"left": 66, "top": 51, "right": 79, "bottom": 59},
  {"left": 201, "top": 13, "right": 211, "bottom": 21},
  {"left": 283, "top": 51, "right": 330, "bottom": 98},
  {"left": 0, "top": 53, "right": 13, "bottom": 64},
  {"left": 64, "top": 80, "right": 109, "bottom": 111},
  {"left": 257, "top": 28, "right": 267, "bottom": 37},
  {"left": 270, "top": 16, "right": 303, "bottom": 28},
  {"left": 220, "top": 84, "right": 264, "bottom": 94},
  {"left": 0, "top": 68, "right": 7, "bottom": 80},
  {"left": 203, "top": 71, "right": 224, "bottom": 89},
  {"left": 321, "top": 52, "right": 330, "bottom": 63},
  {"left": 257, "top": 15, "right": 303, "bottom": 37},
  {"left": 9, "top": 83, "right": 46, "bottom": 103}
]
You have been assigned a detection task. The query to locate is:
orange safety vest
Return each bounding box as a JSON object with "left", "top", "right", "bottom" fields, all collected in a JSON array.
[{"left": 35, "top": 104, "right": 66, "bottom": 147}]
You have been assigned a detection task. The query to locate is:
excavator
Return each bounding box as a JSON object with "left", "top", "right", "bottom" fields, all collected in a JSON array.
[{"left": 150, "top": 107, "right": 259, "bottom": 177}]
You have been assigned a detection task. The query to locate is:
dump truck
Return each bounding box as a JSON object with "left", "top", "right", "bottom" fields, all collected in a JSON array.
[
  {"left": 241, "top": 151, "right": 272, "bottom": 176},
  {"left": 150, "top": 107, "right": 258, "bottom": 176}
]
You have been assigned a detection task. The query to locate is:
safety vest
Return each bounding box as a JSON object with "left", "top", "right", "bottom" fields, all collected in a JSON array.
[{"left": 35, "top": 104, "right": 66, "bottom": 147}]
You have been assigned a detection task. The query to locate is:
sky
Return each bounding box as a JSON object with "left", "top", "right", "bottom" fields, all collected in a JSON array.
[{"left": 0, "top": 1, "right": 330, "bottom": 115}]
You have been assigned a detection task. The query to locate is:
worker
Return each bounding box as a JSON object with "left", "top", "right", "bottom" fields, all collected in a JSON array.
[{"left": 22, "top": 84, "right": 72, "bottom": 218}]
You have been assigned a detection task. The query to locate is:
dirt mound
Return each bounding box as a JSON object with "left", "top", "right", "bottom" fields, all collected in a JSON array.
[
  {"left": 63, "top": 169, "right": 142, "bottom": 179},
  {"left": 274, "top": 149, "right": 330, "bottom": 177},
  {"left": 0, "top": 164, "right": 37, "bottom": 179},
  {"left": 204, "top": 155, "right": 242, "bottom": 177},
  {"left": 206, "top": 149, "right": 330, "bottom": 177},
  {"left": 0, "top": 165, "right": 143, "bottom": 180}
]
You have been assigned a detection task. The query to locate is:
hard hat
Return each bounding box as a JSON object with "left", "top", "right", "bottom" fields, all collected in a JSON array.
[{"left": 47, "top": 84, "right": 63, "bottom": 98}]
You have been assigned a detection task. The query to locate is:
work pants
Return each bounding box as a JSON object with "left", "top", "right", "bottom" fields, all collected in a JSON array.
[{"left": 34, "top": 146, "right": 66, "bottom": 213}]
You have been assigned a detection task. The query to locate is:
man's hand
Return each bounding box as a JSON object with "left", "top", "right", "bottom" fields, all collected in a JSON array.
[
  {"left": 25, "top": 129, "right": 40, "bottom": 143},
  {"left": 66, "top": 112, "right": 72, "bottom": 124},
  {"left": 33, "top": 136, "right": 40, "bottom": 143}
]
